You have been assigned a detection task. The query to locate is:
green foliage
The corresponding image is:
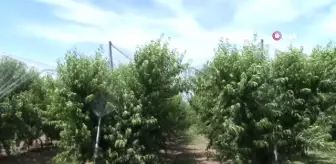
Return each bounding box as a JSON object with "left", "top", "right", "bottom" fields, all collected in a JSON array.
[
  {"left": 133, "top": 37, "right": 189, "bottom": 152},
  {"left": 0, "top": 56, "right": 46, "bottom": 155},
  {"left": 42, "top": 37, "right": 189, "bottom": 163},
  {"left": 2, "top": 34, "right": 336, "bottom": 164},
  {"left": 190, "top": 37, "right": 336, "bottom": 163}
]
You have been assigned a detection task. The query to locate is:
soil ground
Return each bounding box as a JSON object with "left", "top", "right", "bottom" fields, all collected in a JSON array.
[
  {"left": 163, "top": 133, "right": 220, "bottom": 164},
  {"left": 0, "top": 133, "right": 220, "bottom": 164},
  {"left": 0, "top": 147, "right": 59, "bottom": 164}
]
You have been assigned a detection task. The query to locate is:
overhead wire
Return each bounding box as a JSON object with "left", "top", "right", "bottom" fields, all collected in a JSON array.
[
  {"left": 110, "top": 43, "right": 132, "bottom": 61},
  {"left": 0, "top": 52, "right": 56, "bottom": 69},
  {"left": 0, "top": 52, "right": 56, "bottom": 99},
  {"left": 0, "top": 68, "right": 56, "bottom": 100},
  {"left": 0, "top": 42, "right": 156, "bottom": 99}
]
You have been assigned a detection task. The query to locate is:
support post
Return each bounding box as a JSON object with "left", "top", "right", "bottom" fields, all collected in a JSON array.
[
  {"left": 93, "top": 117, "right": 102, "bottom": 164},
  {"left": 261, "top": 39, "right": 264, "bottom": 56},
  {"left": 108, "top": 41, "right": 113, "bottom": 69}
]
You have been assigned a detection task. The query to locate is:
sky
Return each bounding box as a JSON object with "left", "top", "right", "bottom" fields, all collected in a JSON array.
[{"left": 0, "top": 0, "right": 336, "bottom": 71}]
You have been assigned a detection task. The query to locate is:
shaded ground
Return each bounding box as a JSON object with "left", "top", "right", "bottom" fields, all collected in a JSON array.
[
  {"left": 0, "top": 147, "right": 59, "bottom": 164},
  {"left": 0, "top": 133, "right": 221, "bottom": 164},
  {"left": 163, "top": 133, "right": 221, "bottom": 164},
  {"left": 3, "top": 134, "right": 335, "bottom": 164},
  {"left": 0, "top": 136, "right": 59, "bottom": 164}
]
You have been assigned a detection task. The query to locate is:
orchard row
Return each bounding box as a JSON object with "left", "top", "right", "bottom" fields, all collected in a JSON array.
[{"left": 1, "top": 36, "right": 336, "bottom": 164}]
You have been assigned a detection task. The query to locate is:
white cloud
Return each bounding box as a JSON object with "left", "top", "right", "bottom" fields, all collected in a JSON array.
[
  {"left": 321, "top": 5, "right": 336, "bottom": 33},
  {"left": 23, "top": 0, "right": 336, "bottom": 67},
  {"left": 233, "top": 0, "right": 333, "bottom": 27},
  {"left": 233, "top": 0, "right": 299, "bottom": 26}
]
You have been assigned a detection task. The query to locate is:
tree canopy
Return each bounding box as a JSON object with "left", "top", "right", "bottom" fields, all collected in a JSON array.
[{"left": 1, "top": 35, "right": 336, "bottom": 164}]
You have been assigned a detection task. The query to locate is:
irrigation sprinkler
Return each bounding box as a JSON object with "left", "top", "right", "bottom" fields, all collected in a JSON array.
[{"left": 90, "top": 94, "right": 112, "bottom": 164}]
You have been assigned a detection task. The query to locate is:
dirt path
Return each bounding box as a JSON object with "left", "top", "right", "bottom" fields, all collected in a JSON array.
[
  {"left": 163, "top": 133, "right": 220, "bottom": 164},
  {"left": 0, "top": 134, "right": 221, "bottom": 164}
]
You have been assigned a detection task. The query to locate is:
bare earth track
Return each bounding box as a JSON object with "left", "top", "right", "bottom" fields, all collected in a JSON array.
[{"left": 163, "top": 134, "right": 220, "bottom": 164}]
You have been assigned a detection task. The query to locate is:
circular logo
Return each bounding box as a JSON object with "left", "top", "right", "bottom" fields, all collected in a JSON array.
[{"left": 272, "top": 31, "right": 282, "bottom": 41}]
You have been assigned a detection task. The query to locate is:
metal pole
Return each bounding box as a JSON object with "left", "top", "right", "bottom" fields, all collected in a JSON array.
[
  {"left": 108, "top": 41, "right": 113, "bottom": 69},
  {"left": 261, "top": 39, "right": 264, "bottom": 56},
  {"left": 93, "top": 117, "right": 102, "bottom": 164}
]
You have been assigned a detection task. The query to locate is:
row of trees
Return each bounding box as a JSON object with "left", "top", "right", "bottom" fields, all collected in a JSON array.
[
  {"left": 0, "top": 37, "right": 191, "bottom": 163},
  {"left": 190, "top": 37, "right": 336, "bottom": 163},
  {"left": 1, "top": 35, "right": 336, "bottom": 163}
]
